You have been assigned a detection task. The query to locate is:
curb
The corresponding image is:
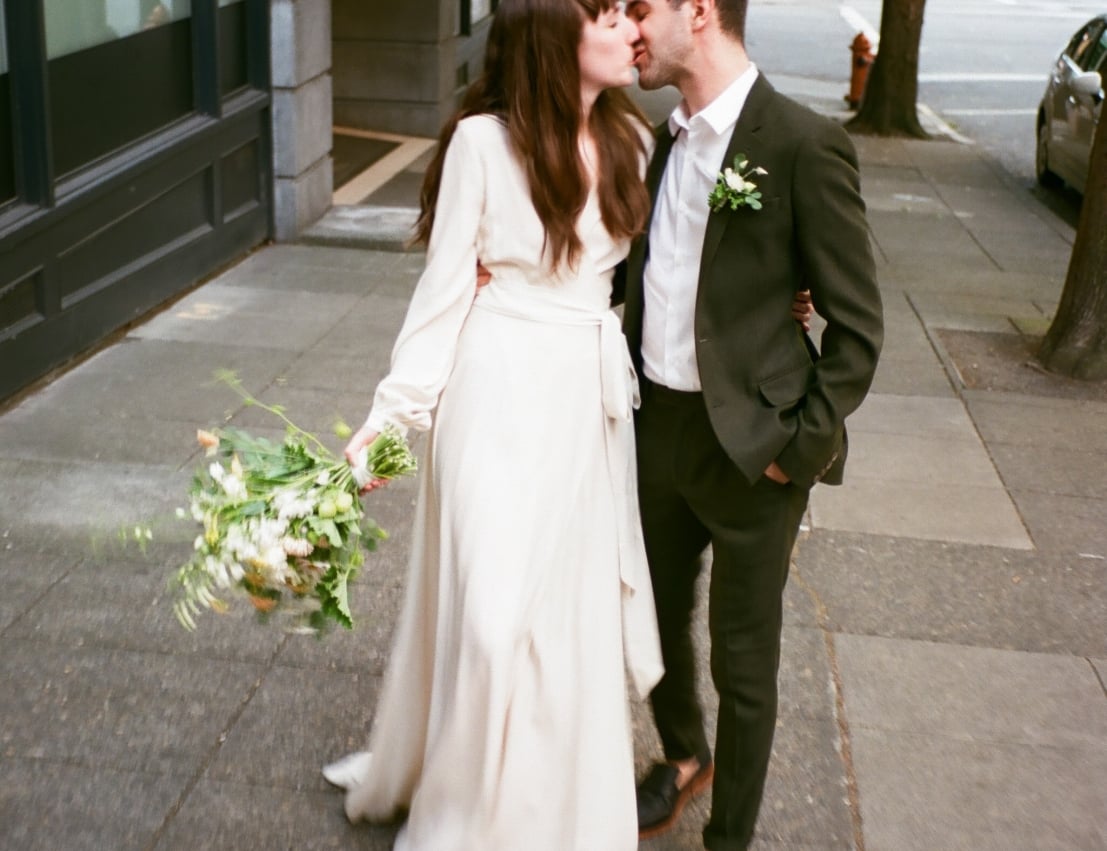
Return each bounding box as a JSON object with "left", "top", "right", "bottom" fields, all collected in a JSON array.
[{"left": 299, "top": 205, "right": 420, "bottom": 252}]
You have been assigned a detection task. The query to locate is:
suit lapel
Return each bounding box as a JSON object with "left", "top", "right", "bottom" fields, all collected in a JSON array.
[{"left": 698, "top": 75, "right": 774, "bottom": 283}]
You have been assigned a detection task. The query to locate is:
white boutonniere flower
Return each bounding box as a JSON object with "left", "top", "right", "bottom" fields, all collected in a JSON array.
[{"left": 708, "top": 154, "right": 768, "bottom": 212}]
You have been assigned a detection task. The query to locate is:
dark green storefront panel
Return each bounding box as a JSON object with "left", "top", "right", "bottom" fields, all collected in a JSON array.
[
  {"left": 0, "top": 0, "right": 272, "bottom": 401},
  {"left": 0, "top": 101, "right": 271, "bottom": 399}
]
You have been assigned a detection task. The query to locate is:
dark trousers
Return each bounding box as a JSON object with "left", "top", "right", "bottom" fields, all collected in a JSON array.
[{"left": 635, "top": 382, "right": 809, "bottom": 851}]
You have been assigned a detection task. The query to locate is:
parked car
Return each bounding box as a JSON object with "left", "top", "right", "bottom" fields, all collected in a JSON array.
[{"left": 1036, "top": 13, "right": 1106, "bottom": 194}]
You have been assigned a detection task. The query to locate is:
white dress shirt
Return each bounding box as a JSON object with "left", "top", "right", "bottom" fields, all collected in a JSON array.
[{"left": 641, "top": 63, "right": 759, "bottom": 391}]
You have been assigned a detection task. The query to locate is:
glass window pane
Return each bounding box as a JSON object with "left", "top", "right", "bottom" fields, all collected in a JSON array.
[
  {"left": 1085, "top": 30, "right": 1107, "bottom": 73},
  {"left": 48, "top": 5, "right": 194, "bottom": 176},
  {"left": 45, "top": 0, "right": 192, "bottom": 59},
  {"left": 219, "top": 0, "right": 249, "bottom": 95},
  {"left": 0, "top": 2, "right": 8, "bottom": 74},
  {"left": 472, "top": 0, "right": 494, "bottom": 23},
  {"left": 0, "top": 0, "right": 14, "bottom": 205},
  {"left": 1069, "top": 22, "right": 1105, "bottom": 69}
]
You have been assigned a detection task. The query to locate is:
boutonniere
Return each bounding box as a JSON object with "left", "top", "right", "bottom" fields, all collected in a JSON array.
[{"left": 708, "top": 154, "right": 768, "bottom": 212}]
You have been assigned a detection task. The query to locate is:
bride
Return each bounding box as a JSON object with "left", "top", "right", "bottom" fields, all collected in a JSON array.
[{"left": 324, "top": 1, "right": 664, "bottom": 848}]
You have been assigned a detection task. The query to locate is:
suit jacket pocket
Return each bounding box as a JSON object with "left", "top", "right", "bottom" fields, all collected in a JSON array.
[{"left": 758, "top": 363, "right": 815, "bottom": 408}]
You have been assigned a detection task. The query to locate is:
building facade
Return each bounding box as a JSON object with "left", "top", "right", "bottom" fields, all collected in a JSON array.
[
  {"left": 332, "top": 0, "right": 495, "bottom": 137},
  {"left": 1, "top": 0, "right": 491, "bottom": 401},
  {"left": 0, "top": 0, "right": 277, "bottom": 399}
]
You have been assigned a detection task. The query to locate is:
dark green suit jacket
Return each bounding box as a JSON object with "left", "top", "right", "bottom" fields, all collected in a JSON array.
[{"left": 621, "top": 75, "right": 883, "bottom": 489}]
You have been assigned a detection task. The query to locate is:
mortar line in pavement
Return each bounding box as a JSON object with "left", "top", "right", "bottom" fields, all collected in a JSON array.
[
  {"left": 0, "top": 558, "right": 82, "bottom": 639},
  {"left": 173, "top": 395, "right": 258, "bottom": 473},
  {"left": 798, "top": 716, "right": 1107, "bottom": 755},
  {"left": 974, "top": 144, "right": 1078, "bottom": 247},
  {"left": 903, "top": 290, "right": 961, "bottom": 396},
  {"left": 0, "top": 630, "right": 287, "bottom": 667},
  {"left": 168, "top": 300, "right": 371, "bottom": 477},
  {"left": 909, "top": 154, "right": 1003, "bottom": 273},
  {"left": 902, "top": 291, "right": 1039, "bottom": 550},
  {"left": 790, "top": 557, "right": 867, "bottom": 851},
  {"left": 821, "top": 629, "right": 866, "bottom": 851},
  {"left": 1089, "top": 659, "right": 1107, "bottom": 701},
  {"left": 865, "top": 220, "right": 889, "bottom": 266},
  {"left": 143, "top": 633, "right": 292, "bottom": 851}
]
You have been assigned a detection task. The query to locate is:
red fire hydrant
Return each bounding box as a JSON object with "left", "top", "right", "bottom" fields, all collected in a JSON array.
[{"left": 846, "top": 33, "right": 875, "bottom": 110}]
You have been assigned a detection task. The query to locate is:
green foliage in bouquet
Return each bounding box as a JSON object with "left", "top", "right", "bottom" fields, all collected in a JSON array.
[{"left": 170, "top": 372, "right": 417, "bottom": 633}]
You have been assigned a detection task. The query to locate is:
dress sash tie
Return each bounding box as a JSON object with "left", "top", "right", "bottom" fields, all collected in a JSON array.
[{"left": 471, "top": 283, "right": 663, "bottom": 698}]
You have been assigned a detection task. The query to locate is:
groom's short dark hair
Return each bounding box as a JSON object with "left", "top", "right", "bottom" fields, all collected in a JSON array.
[{"left": 669, "top": 0, "right": 748, "bottom": 43}]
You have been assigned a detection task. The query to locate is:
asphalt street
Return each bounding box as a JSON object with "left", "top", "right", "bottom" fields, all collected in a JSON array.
[{"left": 747, "top": 0, "right": 1096, "bottom": 224}]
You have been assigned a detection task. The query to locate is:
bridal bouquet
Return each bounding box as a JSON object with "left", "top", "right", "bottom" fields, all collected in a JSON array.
[{"left": 169, "top": 373, "right": 416, "bottom": 633}]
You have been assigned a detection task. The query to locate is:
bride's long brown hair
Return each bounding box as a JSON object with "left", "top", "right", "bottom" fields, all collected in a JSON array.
[{"left": 414, "top": 0, "right": 652, "bottom": 270}]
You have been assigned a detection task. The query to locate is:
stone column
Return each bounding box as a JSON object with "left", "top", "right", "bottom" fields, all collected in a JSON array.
[{"left": 271, "top": 0, "right": 333, "bottom": 240}]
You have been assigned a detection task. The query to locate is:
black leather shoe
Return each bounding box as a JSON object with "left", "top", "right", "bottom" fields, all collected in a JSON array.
[{"left": 636, "top": 754, "right": 714, "bottom": 840}]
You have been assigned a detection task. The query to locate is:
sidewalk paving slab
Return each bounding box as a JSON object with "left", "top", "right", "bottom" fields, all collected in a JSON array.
[
  {"left": 157, "top": 778, "right": 395, "bottom": 850},
  {"left": 812, "top": 477, "right": 1033, "bottom": 549},
  {"left": 835, "top": 634, "right": 1107, "bottom": 748},
  {"left": 205, "top": 663, "right": 382, "bottom": 794},
  {"left": 0, "top": 759, "right": 183, "bottom": 851},
  {"left": 5, "top": 556, "right": 282, "bottom": 664},
  {"left": 837, "top": 635, "right": 1107, "bottom": 850},
  {"left": 0, "top": 457, "right": 189, "bottom": 540},
  {"left": 796, "top": 531, "right": 1106, "bottom": 657},
  {"left": 1008, "top": 489, "right": 1107, "bottom": 555},
  {"left": 0, "top": 640, "right": 264, "bottom": 777},
  {"left": 850, "top": 731, "right": 1105, "bottom": 851}
]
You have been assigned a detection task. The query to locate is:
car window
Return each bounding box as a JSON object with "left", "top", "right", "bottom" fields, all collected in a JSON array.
[
  {"left": 1068, "top": 21, "right": 1106, "bottom": 69},
  {"left": 1083, "top": 29, "right": 1107, "bottom": 73}
]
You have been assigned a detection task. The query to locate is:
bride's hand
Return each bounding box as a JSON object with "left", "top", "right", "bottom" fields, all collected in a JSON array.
[{"left": 344, "top": 424, "right": 389, "bottom": 494}]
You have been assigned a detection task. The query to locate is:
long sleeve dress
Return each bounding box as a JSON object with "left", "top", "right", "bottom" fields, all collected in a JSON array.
[{"left": 323, "top": 113, "right": 663, "bottom": 851}]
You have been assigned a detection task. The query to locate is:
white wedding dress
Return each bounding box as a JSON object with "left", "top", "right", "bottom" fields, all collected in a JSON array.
[{"left": 324, "top": 114, "right": 663, "bottom": 851}]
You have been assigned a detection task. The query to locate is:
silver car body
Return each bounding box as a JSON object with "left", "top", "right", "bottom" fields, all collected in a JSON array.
[{"left": 1036, "top": 14, "right": 1106, "bottom": 194}]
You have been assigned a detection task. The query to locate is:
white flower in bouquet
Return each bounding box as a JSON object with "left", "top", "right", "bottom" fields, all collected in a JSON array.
[{"left": 169, "top": 372, "right": 417, "bottom": 633}]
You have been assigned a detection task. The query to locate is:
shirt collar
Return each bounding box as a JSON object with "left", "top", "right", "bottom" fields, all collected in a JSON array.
[{"left": 667, "top": 63, "right": 759, "bottom": 139}]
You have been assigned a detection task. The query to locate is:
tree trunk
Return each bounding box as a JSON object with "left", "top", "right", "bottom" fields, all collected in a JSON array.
[
  {"left": 847, "top": 0, "right": 929, "bottom": 138},
  {"left": 1037, "top": 115, "right": 1107, "bottom": 380}
]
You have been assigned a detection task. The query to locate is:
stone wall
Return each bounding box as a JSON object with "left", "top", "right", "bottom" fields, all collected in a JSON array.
[
  {"left": 271, "top": 0, "right": 333, "bottom": 240},
  {"left": 331, "top": 0, "right": 491, "bottom": 138}
]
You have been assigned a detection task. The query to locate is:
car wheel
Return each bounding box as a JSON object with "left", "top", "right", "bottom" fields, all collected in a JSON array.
[{"left": 1036, "top": 119, "right": 1061, "bottom": 188}]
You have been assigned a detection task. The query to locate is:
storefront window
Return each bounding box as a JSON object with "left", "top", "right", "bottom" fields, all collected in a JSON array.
[
  {"left": 218, "top": 0, "right": 249, "bottom": 96},
  {"left": 471, "top": 0, "right": 494, "bottom": 22},
  {"left": 0, "top": 4, "right": 8, "bottom": 74},
  {"left": 45, "top": 0, "right": 192, "bottom": 59},
  {"left": 0, "top": 0, "right": 14, "bottom": 205},
  {"left": 45, "top": 0, "right": 195, "bottom": 177}
]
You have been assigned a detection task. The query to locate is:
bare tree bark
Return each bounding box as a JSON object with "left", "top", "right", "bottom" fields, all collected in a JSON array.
[
  {"left": 847, "top": 0, "right": 929, "bottom": 138},
  {"left": 1037, "top": 115, "right": 1107, "bottom": 380}
]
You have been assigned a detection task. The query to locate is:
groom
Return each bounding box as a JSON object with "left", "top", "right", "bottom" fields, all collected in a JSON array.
[{"left": 621, "top": 1, "right": 883, "bottom": 848}]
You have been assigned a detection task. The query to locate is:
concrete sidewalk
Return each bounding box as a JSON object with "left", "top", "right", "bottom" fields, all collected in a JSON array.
[{"left": 1, "top": 79, "right": 1105, "bottom": 850}]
